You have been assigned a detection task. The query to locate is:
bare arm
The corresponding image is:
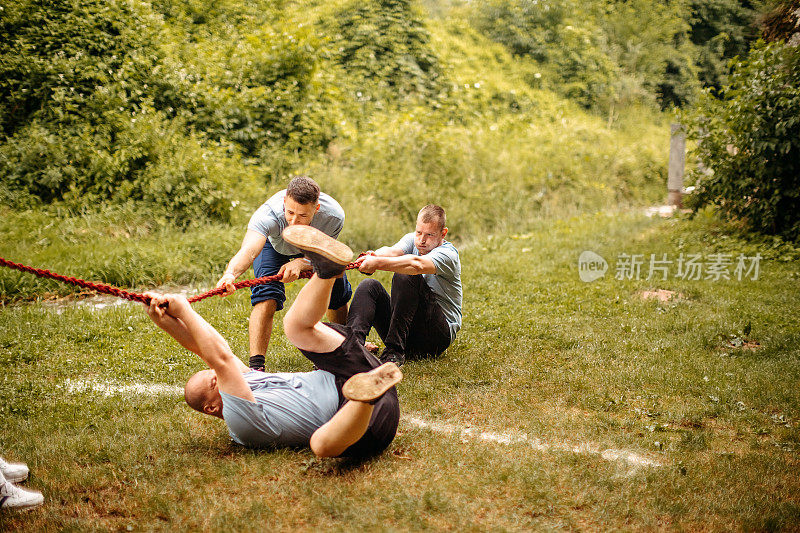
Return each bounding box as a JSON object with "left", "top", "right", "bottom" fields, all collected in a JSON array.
[
  {"left": 144, "top": 293, "right": 254, "bottom": 401},
  {"left": 216, "top": 230, "right": 268, "bottom": 295},
  {"left": 373, "top": 246, "right": 404, "bottom": 257},
  {"left": 357, "top": 253, "right": 436, "bottom": 276}
]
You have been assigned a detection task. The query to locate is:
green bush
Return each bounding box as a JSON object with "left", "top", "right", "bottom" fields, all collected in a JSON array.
[
  {"left": 0, "top": 0, "right": 252, "bottom": 223},
  {"left": 0, "top": 0, "right": 165, "bottom": 136},
  {"left": 322, "top": 0, "right": 444, "bottom": 99},
  {"left": 686, "top": 40, "right": 800, "bottom": 240},
  {"left": 0, "top": 111, "right": 253, "bottom": 224},
  {"left": 471, "top": 0, "right": 618, "bottom": 109}
]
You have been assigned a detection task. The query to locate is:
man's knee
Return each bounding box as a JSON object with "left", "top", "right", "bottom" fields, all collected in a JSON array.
[
  {"left": 309, "top": 431, "right": 344, "bottom": 458},
  {"left": 355, "top": 277, "right": 384, "bottom": 298},
  {"left": 251, "top": 299, "right": 278, "bottom": 319},
  {"left": 391, "top": 272, "right": 421, "bottom": 293}
]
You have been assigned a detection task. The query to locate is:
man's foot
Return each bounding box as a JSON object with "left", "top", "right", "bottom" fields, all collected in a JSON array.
[
  {"left": 0, "top": 481, "right": 43, "bottom": 511},
  {"left": 248, "top": 354, "right": 266, "bottom": 372},
  {"left": 379, "top": 349, "right": 406, "bottom": 367},
  {"left": 342, "top": 362, "right": 403, "bottom": 403},
  {"left": 282, "top": 226, "right": 353, "bottom": 279},
  {"left": 0, "top": 458, "right": 29, "bottom": 484}
]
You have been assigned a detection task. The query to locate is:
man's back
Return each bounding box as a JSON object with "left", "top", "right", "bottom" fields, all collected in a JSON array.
[{"left": 220, "top": 370, "right": 339, "bottom": 447}]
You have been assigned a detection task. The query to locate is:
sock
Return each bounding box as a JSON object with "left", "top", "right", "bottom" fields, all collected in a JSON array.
[{"left": 249, "top": 354, "right": 265, "bottom": 372}]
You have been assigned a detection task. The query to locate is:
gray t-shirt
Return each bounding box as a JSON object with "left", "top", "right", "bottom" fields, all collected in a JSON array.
[
  {"left": 395, "top": 233, "right": 462, "bottom": 340},
  {"left": 247, "top": 190, "right": 345, "bottom": 256},
  {"left": 220, "top": 370, "right": 339, "bottom": 448}
]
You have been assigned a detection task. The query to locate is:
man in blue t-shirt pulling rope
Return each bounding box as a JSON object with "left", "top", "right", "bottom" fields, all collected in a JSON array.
[
  {"left": 216, "top": 176, "right": 351, "bottom": 372},
  {"left": 351, "top": 204, "right": 463, "bottom": 366}
]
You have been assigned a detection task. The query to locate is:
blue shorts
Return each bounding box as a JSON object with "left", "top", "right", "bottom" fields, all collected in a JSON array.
[{"left": 251, "top": 239, "right": 352, "bottom": 311}]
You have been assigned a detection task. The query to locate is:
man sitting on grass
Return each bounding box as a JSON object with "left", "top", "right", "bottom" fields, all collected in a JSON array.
[
  {"left": 144, "top": 226, "right": 401, "bottom": 458},
  {"left": 350, "top": 204, "right": 462, "bottom": 366}
]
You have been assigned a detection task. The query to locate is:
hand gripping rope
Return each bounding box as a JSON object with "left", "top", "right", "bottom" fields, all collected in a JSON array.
[{"left": 0, "top": 256, "right": 362, "bottom": 306}]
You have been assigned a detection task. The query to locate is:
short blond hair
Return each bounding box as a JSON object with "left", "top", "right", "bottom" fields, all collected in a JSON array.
[{"left": 418, "top": 204, "right": 446, "bottom": 231}]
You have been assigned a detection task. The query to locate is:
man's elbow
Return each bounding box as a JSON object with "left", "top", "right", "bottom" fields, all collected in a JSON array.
[
  {"left": 409, "top": 257, "right": 432, "bottom": 275},
  {"left": 204, "top": 346, "right": 238, "bottom": 370}
]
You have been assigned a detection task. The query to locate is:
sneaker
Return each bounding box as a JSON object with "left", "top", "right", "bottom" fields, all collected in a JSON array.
[
  {"left": 342, "top": 362, "right": 403, "bottom": 404},
  {"left": 0, "top": 458, "right": 28, "bottom": 484},
  {"left": 0, "top": 481, "right": 43, "bottom": 511},
  {"left": 379, "top": 349, "right": 406, "bottom": 367},
  {"left": 282, "top": 226, "right": 353, "bottom": 279}
]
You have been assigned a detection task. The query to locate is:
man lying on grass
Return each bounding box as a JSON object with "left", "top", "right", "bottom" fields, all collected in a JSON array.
[{"left": 144, "top": 226, "right": 402, "bottom": 458}]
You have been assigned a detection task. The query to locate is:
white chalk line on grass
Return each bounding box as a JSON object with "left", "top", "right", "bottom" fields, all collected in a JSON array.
[
  {"left": 61, "top": 378, "right": 183, "bottom": 397},
  {"left": 58, "top": 379, "right": 661, "bottom": 468},
  {"left": 402, "top": 416, "right": 662, "bottom": 469}
]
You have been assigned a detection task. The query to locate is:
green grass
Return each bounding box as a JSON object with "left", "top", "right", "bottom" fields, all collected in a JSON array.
[{"left": 1, "top": 209, "right": 799, "bottom": 531}]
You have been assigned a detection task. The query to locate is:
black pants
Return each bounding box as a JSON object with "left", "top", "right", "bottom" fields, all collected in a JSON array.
[
  {"left": 347, "top": 275, "right": 451, "bottom": 359},
  {"left": 300, "top": 322, "right": 399, "bottom": 458}
]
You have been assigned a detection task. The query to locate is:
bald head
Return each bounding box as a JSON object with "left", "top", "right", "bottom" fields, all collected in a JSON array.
[{"left": 184, "top": 369, "right": 223, "bottom": 418}]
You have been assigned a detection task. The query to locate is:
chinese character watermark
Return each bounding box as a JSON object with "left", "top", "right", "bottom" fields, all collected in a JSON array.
[{"left": 578, "top": 251, "right": 762, "bottom": 282}]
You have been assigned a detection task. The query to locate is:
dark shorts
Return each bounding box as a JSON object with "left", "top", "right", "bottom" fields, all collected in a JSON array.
[
  {"left": 300, "top": 323, "right": 400, "bottom": 458},
  {"left": 251, "top": 239, "right": 352, "bottom": 311}
]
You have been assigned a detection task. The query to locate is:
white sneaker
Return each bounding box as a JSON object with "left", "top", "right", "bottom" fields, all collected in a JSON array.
[
  {"left": 0, "top": 481, "right": 44, "bottom": 510},
  {"left": 0, "top": 457, "right": 29, "bottom": 483}
]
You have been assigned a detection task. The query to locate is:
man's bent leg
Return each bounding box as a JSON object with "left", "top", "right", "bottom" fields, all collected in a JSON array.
[
  {"left": 325, "top": 274, "right": 352, "bottom": 325},
  {"left": 250, "top": 240, "right": 293, "bottom": 360},
  {"left": 382, "top": 273, "right": 428, "bottom": 357},
  {"left": 346, "top": 278, "right": 391, "bottom": 345},
  {"left": 249, "top": 299, "right": 277, "bottom": 359},
  {"left": 311, "top": 363, "right": 402, "bottom": 458},
  {"left": 284, "top": 275, "right": 345, "bottom": 354},
  {"left": 310, "top": 400, "right": 374, "bottom": 457}
]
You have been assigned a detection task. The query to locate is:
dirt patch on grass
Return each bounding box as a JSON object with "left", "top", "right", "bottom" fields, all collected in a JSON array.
[
  {"left": 725, "top": 338, "right": 762, "bottom": 350},
  {"left": 640, "top": 289, "right": 685, "bottom": 302}
]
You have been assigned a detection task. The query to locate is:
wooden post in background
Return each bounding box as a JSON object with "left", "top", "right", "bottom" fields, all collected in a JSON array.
[{"left": 668, "top": 123, "right": 686, "bottom": 207}]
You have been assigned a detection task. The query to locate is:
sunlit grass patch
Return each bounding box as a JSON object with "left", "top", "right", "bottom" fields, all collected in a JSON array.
[{"left": 1, "top": 210, "right": 799, "bottom": 530}]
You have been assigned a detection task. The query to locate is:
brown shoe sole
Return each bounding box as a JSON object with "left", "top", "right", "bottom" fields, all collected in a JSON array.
[
  {"left": 342, "top": 362, "right": 403, "bottom": 403},
  {"left": 282, "top": 225, "right": 353, "bottom": 264}
]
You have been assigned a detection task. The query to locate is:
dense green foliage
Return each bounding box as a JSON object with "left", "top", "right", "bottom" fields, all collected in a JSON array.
[
  {"left": 0, "top": 0, "right": 766, "bottom": 228},
  {"left": 0, "top": 0, "right": 253, "bottom": 223},
  {"left": 324, "top": 0, "right": 443, "bottom": 98},
  {"left": 471, "top": 0, "right": 618, "bottom": 108},
  {"left": 687, "top": 40, "right": 800, "bottom": 240},
  {"left": 470, "top": 0, "right": 759, "bottom": 110},
  {"left": 689, "top": 0, "right": 759, "bottom": 90}
]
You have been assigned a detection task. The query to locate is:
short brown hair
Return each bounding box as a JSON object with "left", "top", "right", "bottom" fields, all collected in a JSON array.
[
  {"left": 286, "top": 175, "right": 320, "bottom": 205},
  {"left": 418, "top": 204, "right": 446, "bottom": 230}
]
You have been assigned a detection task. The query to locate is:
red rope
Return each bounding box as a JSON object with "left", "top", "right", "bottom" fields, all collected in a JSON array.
[{"left": 0, "top": 256, "right": 361, "bottom": 306}]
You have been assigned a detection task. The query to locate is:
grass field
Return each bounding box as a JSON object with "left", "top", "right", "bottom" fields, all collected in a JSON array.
[{"left": 1, "top": 208, "right": 799, "bottom": 531}]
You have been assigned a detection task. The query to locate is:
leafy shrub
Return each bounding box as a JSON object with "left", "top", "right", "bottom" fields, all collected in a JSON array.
[
  {"left": 0, "top": 0, "right": 166, "bottom": 136},
  {"left": 600, "top": 0, "right": 700, "bottom": 109},
  {"left": 471, "top": 0, "right": 617, "bottom": 108},
  {"left": 322, "top": 0, "right": 444, "bottom": 99},
  {"left": 688, "top": 0, "right": 758, "bottom": 91},
  {"left": 686, "top": 40, "right": 800, "bottom": 240},
  {"left": 0, "top": 111, "right": 253, "bottom": 224},
  {"left": 0, "top": 0, "right": 250, "bottom": 223}
]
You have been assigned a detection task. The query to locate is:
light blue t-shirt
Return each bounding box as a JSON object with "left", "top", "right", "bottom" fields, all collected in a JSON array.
[
  {"left": 247, "top": 190, "right": 345, "bottom": 256},
  {"left": 395, "top": 233, "right": 462, "bottom": 340},
  {"left": 220, "top": 370, "right": 339, "bottom": 448}
]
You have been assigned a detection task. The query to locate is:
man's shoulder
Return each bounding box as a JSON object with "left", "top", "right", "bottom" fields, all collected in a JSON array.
[
  {"left": 436, "top": 240, "right": 459, "bottom": 256},
  {"left": 317, "top": 192, "right": 345, "bottom": 219}
]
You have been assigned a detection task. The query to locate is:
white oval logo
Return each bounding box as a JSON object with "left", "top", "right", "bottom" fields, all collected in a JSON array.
[{"left": 578, "top": 251, "right": 608, "bottom": 282}]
